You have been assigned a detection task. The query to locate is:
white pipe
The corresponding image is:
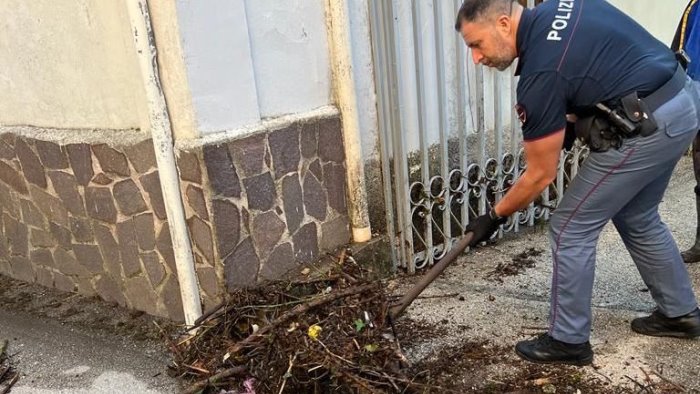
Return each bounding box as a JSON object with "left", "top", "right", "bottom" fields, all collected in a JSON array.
[
  {"left": 126, "top": 0, "right": 202, "bottom": 325},
  {"left": 325, "top": 0, "right": 373, "bottom": 243}
]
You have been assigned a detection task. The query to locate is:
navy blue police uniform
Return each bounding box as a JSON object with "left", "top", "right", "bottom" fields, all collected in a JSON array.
[
  {"left": 516, "top": 0, "right": 676, "bottom": 143},
  {"left": 514, "top": 0, "right": 700, "bottom": 345}
]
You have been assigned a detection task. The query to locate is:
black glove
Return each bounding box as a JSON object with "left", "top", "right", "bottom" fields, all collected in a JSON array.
[{"left": 464, "top": 209, "right": 507, "bottom": 246}]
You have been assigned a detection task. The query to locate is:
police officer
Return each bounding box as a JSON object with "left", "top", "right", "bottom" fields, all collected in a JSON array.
[
  {"left": 456, "top": 0, "right": 700, "bottom": 366},
  {"left": 672, "top": 0, "right": 700, "bottom": 263}
]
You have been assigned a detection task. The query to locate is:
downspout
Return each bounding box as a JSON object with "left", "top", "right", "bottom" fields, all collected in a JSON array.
[
  {"left": 326, "top": 1, "right": 373, "bottom": 243},
  {"left": 126, "top": 0, "right": 202, "bottom": 326}
]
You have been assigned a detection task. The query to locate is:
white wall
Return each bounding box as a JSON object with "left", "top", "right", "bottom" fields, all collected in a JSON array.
[
  {"left": 175, "top": 0, "right": 332, "bottom": 138},
  {"left": 607, "top": 0, "right": 687, "bottom": 45},
  {"left": 176, "top": 0, "right": 260, "bottom": 135},
  {"left": 245, "top": 0, "right": 332, "bottom": 119}
]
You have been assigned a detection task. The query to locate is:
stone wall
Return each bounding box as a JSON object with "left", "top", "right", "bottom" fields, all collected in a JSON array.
[
  {"left": 0, "top": 113, "right": 352, "bottom": 320},
  {"left": 177, "top": 114, "right": 351, "bottom": 310},
  {"left": 0, "top": 133, "right": 184, "bottom": 320}
]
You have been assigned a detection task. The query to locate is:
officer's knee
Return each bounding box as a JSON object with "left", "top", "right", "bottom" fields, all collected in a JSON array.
[{"left": 694, "top": 184, "right": 700, "bottom": 195}]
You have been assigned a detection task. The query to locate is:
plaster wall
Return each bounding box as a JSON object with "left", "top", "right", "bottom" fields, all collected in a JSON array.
[
  {"left": 174, "top": 0, "right": 333, "bottom": 138},
  {"left": 607, "top": 0, "right": 688, "bottom": 45},
  {"left": 175, "top": 0, "right": 260, "bottom": 135},
  {"left": 0, "top": 0, "right": 147, "bottom": 130},
  {"left": 245, "top": 0, "right": 332, "bottom": 120}
]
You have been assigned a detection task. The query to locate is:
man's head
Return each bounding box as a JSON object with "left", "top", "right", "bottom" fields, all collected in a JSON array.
[{"left": 455, "top": 0, "right": 521, "bottom": 71}]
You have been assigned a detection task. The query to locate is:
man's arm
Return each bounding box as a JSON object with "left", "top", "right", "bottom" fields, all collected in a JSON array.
[{"left": 493, "top": 129, "right": 565, "bottom": 217}]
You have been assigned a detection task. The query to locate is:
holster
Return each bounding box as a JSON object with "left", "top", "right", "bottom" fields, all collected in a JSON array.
[
  {"left": 573, "top": 64, "right": 685, "bottom": 153},
  {"left": 619, "top": 92, "right": 657, "bottom": 137},
  {"left": 574, "top": 115, "right": 621, "bottom": 152},
  {"left": 575, "top": 92, "right": 658, "bottom": 152}
]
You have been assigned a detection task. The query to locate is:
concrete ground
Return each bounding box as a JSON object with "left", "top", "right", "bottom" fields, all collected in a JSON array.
[
  {"left": 398, "top": 155, "right": 700, "bottom": 391},
  {"left": 0, "top": 307, "right": 180, "bottom": 393}
]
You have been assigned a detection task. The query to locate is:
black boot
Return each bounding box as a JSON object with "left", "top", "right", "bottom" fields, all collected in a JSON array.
[
  {"left": 631, "top": 308, "right": 700, "bottom": 338},
  {"left": 681, "top": 196, "right": 700, "bottom": 263},
  {"left": 515, "top": 333, "right": 593, "bottom": 366}
]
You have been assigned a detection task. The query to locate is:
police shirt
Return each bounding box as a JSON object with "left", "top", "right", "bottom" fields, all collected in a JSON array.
[{"left": 516, "top": 0, "right": 677, "bottom": 141}]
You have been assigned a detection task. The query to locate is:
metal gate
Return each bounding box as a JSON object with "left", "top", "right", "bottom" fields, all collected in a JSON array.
[{"left": 369, "top": 0, "right": 588, "bottom": 272}]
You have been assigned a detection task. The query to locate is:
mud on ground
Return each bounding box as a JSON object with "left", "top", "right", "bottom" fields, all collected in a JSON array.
[
  {"left": 387, "top": 248, "right": 684, "bottom": 394},
  {"left": 0, "top": 275, "right": 176, "bottom": 344}
]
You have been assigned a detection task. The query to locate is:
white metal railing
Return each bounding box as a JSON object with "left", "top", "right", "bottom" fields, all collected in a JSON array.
[{"left": 370, "top": 0, "right": 586, "bottom": 272}]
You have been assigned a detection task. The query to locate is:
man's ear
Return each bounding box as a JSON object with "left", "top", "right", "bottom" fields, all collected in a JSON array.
[{"left": 496, "top": 14, "right": 512, "bottom": 34}]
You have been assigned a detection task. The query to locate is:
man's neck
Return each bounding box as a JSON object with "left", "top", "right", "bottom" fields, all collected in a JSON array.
[{"left": 511, "top": 3, "right": 525, "bottom": 54}]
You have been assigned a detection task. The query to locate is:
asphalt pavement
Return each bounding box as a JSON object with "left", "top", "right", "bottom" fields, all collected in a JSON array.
[{"left": 0, "top": 308, "right": 179, "bottom": 393}]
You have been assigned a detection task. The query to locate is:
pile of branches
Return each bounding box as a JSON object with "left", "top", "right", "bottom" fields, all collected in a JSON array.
[
  {"left": 0, "top": 340, "right": 19, "bottom": 393},
  {"left": 170, "top": 255, "right": 430, "bottom": 393}
]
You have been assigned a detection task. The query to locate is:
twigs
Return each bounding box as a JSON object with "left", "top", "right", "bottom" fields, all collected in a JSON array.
[
  {"left": 227, "top": 283, "right": 378, "bottom": 355},
  {"left": 182, "top": 366, "right": 247, "bottom": 394},
  {"left": 278, "top": 354, "right": 297, "bottom": 394},
  {"left": 388, "top": 293, "right": 459, "bottom": 301},
  {"left": 317, "top": 340, "right": 355, "bottom": 366},
  {"left": 0, "top": 374, "right": 18, "bottom": 394},
  {"left": 619, "top": 366, "right": 688, "bottom": 393},
  {"left": 0, "top": 339, "right": 18, "bottom": 394},
  {"left": 193, "top": 300, "right": 227, "bottom": 327},
  {"left": 646, "top": 367, "right": 686, "bottom": 392},
  {"left": 624, "top": 374, "right": 652, "bottom": 394},
  {"left": 174, "top": 259, "right": 410, "bottom": 393},
  {"left": 341, "top": 371, "right": 385, "bottom": 394},
  {"left": 293, "top": 275, "right": 342, "bottom": 286},
  {"left": 0, "top": 366, "right": 8, "bottom": 383},
  {"left": 173, "top": 255, "right": 451, "bottom": 394},
  {"left": 591, "top": 369, "right": 613, "bottom": 384}
]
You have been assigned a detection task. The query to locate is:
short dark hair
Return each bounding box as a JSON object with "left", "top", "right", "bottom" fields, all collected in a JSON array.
[{"left": 454, "top": 0, "right": 513, "bottom": 31}]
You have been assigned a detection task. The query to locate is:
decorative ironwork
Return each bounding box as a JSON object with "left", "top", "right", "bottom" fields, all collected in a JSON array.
[{"left": 408, "top": 144, "right": 589, "bottom": 269}]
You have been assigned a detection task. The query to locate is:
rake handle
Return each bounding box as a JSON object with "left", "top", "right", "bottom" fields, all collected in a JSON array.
[{"left": 388, "top": 232, "right": 474, "bottom": 321}]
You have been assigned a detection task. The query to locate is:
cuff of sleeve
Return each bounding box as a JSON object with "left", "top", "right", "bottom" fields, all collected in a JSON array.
[{"left": 489, "top": 208, "right": 508, "bottom": 225}]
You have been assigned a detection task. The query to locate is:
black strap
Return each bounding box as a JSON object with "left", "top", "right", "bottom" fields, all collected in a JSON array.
[{"left": 643, "top": 64, "right": 687, "bottom": 113}]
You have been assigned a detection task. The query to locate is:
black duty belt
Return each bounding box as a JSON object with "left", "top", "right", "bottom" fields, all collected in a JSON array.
[
  {"left": 574, "top": 63, "right": 688, "bottom": 152},
  {"left": 643, "top": 63, "right": 687, "bottom": 113}
]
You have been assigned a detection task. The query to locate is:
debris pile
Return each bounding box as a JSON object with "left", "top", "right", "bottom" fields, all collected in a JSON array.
[
  {"left": 170, "top": 255, "right": 431, "bottom": 394},
  {"left": 0, "top": 339, "right": 19, "bottom": 393}
]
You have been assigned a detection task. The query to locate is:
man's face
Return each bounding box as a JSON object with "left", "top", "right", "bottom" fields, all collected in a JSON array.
[{"left": 460, "top": 17, "right": 516, "bottom": 71}]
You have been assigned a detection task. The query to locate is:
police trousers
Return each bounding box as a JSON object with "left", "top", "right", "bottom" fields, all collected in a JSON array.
[{"left": 548, "top": 78, "right": 700, "bottom": 344}]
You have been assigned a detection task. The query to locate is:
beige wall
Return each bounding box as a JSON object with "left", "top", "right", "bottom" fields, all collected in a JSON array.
[
  {"left": 607, "top": 0, "right": 687, "bottom": 45},
  {"left": 0, "top": 0, "right": 147, "bottom": 130}
]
